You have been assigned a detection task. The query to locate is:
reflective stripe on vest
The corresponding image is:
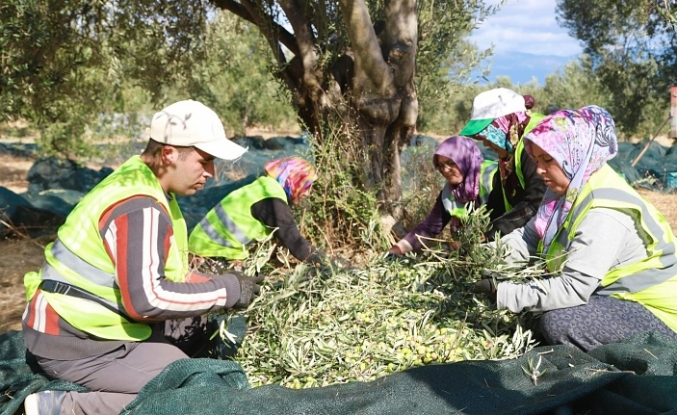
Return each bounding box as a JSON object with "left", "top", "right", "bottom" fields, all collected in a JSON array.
[
  {"left": 441, "top": 160, "right": 497, "bottom": 219},
  {"left": 40, "top": 279, "right": 135, "bottom": 322},
  {"left": 501, "top": 140, "right": 524, "bottom": 212},
  {"left": 547, "top": 187, "right": 677, "bottom": 292},
  {"left": 502, "top": 113, "right": 545, "bottom": 211},
  {"left": 188, "top": 176, "right": 288, "bottom": 260},
  {"left": 480, "top": 161, "right": 498, "bottom": 202},
  {"left": 577, "top": 187, "right": 674, "bottom": 294},
  {"left": 196, "top": 202, "right": 250, "bottom": 249},
  {"left": 39, "top": 241, "right": 132, "bottom": 321},
  {"left": 43, "top": 239, "right": 116, "bottom": 288}
]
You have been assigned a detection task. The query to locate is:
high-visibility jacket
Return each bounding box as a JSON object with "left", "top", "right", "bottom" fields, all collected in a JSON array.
[
  {"left": 188, "top": 176, "right": 288, "bottom": 260},
  {"left": 441, "top": 160, "right": 497, "bottom": 219},
  {"left": 502, "top": 112, "right": 546, "bottom": 211},
  {"left": 540, "top": 164, "right": 677, "bottom": 332},
  {"left": 23, "top": 156, "right": 189, "bottom": 341}
]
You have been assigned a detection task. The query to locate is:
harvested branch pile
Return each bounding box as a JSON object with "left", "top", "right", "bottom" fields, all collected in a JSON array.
[{"left": 215, "top": 207, "right": 541, "bottom": 388}]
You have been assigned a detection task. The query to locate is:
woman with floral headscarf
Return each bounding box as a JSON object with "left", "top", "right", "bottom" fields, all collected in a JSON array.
[
  {"left": 460, "top": 88, "right": 548, "bottom": 240},
  {"left": 389, "top": 136, "right": 497, "bottom": 255},
  {"left": 189, "top": 156, "right": 328, "bottom": 267},
  {"left": 474, "top": 106, "right": 677, "bottom": 351}
]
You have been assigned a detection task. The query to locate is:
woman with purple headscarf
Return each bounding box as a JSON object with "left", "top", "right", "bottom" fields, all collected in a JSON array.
[
  {"left": 389, "top": 136, "right": 497, "bottom": 255},
  {"left": 474, "top": 106, "right": 677, "bottom": 351}
]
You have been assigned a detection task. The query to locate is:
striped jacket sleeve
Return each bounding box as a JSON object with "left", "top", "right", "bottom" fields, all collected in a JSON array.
[{"left": 100, "top": 196, "right": 241, "bottom": 321}]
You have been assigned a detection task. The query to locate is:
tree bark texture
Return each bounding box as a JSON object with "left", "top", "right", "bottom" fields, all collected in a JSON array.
[{"left": 211, "top": 0, "right": 419, "bottom": 212}]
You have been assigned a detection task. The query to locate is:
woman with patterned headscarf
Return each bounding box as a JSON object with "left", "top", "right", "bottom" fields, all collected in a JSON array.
[
  {"left": 389, "top": 136, "right": 497, "bottom": 255},
  {"left": 189, "top": 156, "right": 327, "bottom": 268},
  {"left": 460, "top": 88, "right": 548, "bottom": 240},
  {"left": 474, "top": 106, "right": 677, "bottom": 351}
]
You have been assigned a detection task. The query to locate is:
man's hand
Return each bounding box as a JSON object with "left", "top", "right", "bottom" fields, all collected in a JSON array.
[{"left": 234, "top": 274, "right": 265, "bottom": 308}]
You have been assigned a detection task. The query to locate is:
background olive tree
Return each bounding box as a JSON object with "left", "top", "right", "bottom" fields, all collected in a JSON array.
[
  {"left": 556, "top": 0, "right": 677, "bottom": 137},
  {"left": 0, "top": 1, "right": 294, "bottom": 156}
]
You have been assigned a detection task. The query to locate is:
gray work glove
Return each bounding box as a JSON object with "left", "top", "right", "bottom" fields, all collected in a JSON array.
[
  {"left": 234, "top": 273, "right": 265, "bottom": 308},
  {"left": 474, "top": 269, "right": 501, "bottom": 300},
  {"left": 473, "top": 277, "right": 497, "bottom": 299}
]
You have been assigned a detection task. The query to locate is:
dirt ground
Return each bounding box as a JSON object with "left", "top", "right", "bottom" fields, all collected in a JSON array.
[{"left": 2, "top": 149, "right": 677, "bottom": 334}]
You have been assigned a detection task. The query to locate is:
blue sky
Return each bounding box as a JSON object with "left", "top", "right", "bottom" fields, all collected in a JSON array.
[{"left": 469, "top": 0, "right": 584, "bottom": 85}]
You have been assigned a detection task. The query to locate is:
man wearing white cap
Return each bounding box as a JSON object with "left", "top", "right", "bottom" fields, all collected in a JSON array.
[
  {"left": 22, "top": 100, "right": 262, "bottom": 415},
  {"left": 459, "top": 88, "right": 547, "bottom": 240}
]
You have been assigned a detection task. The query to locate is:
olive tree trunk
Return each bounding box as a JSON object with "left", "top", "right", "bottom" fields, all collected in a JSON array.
[{"left": 212, "top": 0, "right": 418, "bottom": 213}]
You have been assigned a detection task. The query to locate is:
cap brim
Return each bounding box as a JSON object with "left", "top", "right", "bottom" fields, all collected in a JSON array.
[
  {"left": 459, "top": 118, "right": 493, "bottom": 137},
  {"left": 195, "top": 139, "right": 248, "bottom": 161}
]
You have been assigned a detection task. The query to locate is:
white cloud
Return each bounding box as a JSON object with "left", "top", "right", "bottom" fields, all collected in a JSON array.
[{"left": 472, "top": 0, "right": 582, "bottom": 57}]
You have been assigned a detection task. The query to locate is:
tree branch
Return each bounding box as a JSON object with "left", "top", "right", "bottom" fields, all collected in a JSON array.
[
  {"left": 385, "top": 0, "right": 417, "bottom": 88},
  {"left": 278, "top": 0, "right": 318, "bottom": 74},
  {"left": 337, "top": 0, "right": 392, "bottom": 94},
  {"left": 276, "top": 0, "right": 329, "bottom": 113},
  {"left": 210, "top": 0, "right": 305, "bottom": 110},
  {"left": 210, "top": 0, "right": 300, "bottom": 56},
  {"left": 299, "top": 0, "right": 333, "bottom": 48},
  {"left": 210, "top": 0, "right": 256, "bottom": 24}
]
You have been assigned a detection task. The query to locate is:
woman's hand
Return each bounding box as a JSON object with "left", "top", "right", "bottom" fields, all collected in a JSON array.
[{"left": 388, "top": 245, "right": 404, "bottom": 255}]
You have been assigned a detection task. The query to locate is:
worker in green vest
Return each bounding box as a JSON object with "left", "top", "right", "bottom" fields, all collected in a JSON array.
[
  {"left": 459, "top": 88, "right": 547, "bottom": 240},
  {"left": 388, "top": 136, "right": 497, "bottom": 255},
  {"left": 474, "top": 105, "right": 677, "bottom": 351},
  {"left": 22, "top": 100, "right": 264, "bottom": 415},
  {"left": 188, "top": 156, "right": 339, "bottom": 270}
]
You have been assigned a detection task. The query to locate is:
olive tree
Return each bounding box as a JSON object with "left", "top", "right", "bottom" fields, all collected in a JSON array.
[
  {"left": 556, "top": 0, "right": 677, "bottom": 136},
  {"left": 1, "top": 0, "right": 494, "bottom": 209}
]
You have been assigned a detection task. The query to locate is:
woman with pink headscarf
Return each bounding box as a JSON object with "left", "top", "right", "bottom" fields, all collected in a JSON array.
[
  {"left": 189, "top": 156, "right": 328, "bottom": 267},
  {"left": 389, "top": 136, "right": 497, "bottom": 255},
  {"left": 474, "top": 106, "right": 677, "bottom": 351}
]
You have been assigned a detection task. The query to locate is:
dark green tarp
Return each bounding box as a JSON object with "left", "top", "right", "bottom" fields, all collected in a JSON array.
[{"left": 2, "top": 330, "right": 677, "bottom": 415}]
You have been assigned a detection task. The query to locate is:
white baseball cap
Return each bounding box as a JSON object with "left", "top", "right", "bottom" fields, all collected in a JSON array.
[
  {"left": 149, "top": 100, "right": 247, "bottom": 160},
  {"left": 459, "top": 88, "right": 526, "bottom": 136}
]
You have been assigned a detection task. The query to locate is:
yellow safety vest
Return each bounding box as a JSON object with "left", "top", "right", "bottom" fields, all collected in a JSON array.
[
  {"left": 441, "top": 160, "right": 497, "bottom": 219},
  {"left": 24, "top": 156, "right": 189, "bottom": 341},
  {"left": 541, "top": 164, "right": 677, "bottom": 332},
  {"left": 188, "top": 176, "right": 288, "bottom": 260},
  {"left": 502, "top": 112, "right": 545, "bottom": 211}
]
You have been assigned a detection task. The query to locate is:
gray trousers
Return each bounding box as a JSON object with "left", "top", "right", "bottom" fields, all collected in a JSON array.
[{"left": 35, "top": 316, "right": 210, "bottom": 415}]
